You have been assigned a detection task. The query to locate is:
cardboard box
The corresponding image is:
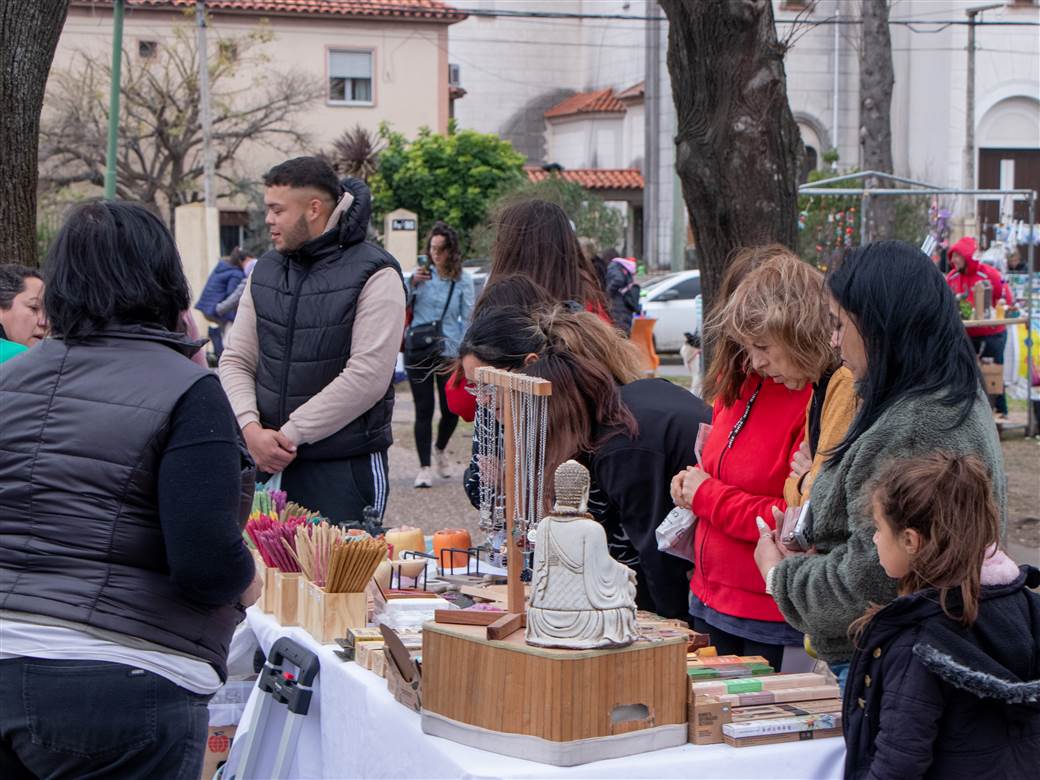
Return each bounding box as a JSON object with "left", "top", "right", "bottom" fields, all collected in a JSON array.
[
  {"left": 980, "top": 361, "right": 1003, "bottom": 395},
  {"left": 200, "top": 725, "right": 236, "bottom": 780},
  {"left": 381, "top": 624, "right": 423, "bottom": 712},
  {"left": 722, "top": 725, "right": 843, "bottom": 748}
]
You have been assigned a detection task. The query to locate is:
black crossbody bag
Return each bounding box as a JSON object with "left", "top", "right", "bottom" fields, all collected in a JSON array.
[{"left": 404, "top": 279, "right": 456, "bottom": 368}]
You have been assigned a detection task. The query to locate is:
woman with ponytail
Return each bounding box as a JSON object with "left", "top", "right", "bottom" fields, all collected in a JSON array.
[{"left": 458, "top": 303, "right": 711, "bottom": 620}]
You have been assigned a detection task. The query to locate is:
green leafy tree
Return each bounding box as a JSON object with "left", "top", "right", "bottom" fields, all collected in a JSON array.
[
  {"left": 469, "top": 176, "right": 627, "bottom": 259},
  {"left": 370, "top": 120, "right": 525, "bottom": 252}
]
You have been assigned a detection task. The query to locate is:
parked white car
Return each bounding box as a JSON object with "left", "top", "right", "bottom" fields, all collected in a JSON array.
[{"left": 639, "top": 270, "right": 701, "bottom": 352}]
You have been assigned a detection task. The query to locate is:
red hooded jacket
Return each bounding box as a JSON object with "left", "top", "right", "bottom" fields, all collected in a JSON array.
[
  {"left": 945, "top": 236, "right": 1015, "bottom": 338},
  {"left": 690, "top": 375, "right": 810, "bottom": 622}
]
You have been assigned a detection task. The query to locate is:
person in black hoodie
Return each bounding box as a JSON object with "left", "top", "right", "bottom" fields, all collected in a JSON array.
[
  {"left": 838, "top": 452, "right": 1040, "bottom": 780},
  {"left": 458, "top": 302, "right": 712, "bottom": 621}
]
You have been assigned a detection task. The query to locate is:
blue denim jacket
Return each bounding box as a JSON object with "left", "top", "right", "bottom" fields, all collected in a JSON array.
[{"left": 408, "top": 268, "right": 475, "bottom": 358}]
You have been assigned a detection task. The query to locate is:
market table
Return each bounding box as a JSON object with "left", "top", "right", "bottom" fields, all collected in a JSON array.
[{"left": 224, "top": 607, "right": 846, "bottom": 779}]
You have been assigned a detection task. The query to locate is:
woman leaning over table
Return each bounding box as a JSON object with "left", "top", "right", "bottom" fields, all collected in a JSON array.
[
  {"left": 754, "top": 240, "right": 1007, "bottom": 690},
  {"left": 671, "top": 247, "right": 835, "bottom": 671}
]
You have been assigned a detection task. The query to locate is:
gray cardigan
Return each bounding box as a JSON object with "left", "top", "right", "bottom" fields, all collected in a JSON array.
[{"left": 772, "top": 390, "right": 1006, "bottom": 664}]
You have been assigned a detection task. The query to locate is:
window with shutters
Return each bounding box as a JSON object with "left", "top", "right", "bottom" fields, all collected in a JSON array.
[{"left": 328, "top": 49, "right": 374, "bottom": 106}]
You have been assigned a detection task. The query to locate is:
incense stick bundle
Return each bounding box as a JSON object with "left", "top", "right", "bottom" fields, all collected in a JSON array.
[
  {"left": 326, "top": 537, "right": 388, "bottom": 593},
  {"left": 292, "top": 522, "right": 347, "bottom": 586},
  {"left": 248, "top": 516, "right": 307, "bottom": 572}
]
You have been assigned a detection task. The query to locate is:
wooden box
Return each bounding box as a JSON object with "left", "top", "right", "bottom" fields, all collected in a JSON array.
[
  {"left": 980, "top": 361, "right": 1003, "bottom": 395},
  {"left": 421, "top": 621, "right": 687, "bottom": 766},
  {"left": 298, "top": 579, "right": 367, "bottom": 644},
  {"left": 272, "top": 571, "right": 301, "bottom": 626},
  {"left": 249, "top": 551, "right": 276, "bottom": 614}
]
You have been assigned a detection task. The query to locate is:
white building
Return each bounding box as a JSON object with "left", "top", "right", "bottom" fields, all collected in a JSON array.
[{"left": 450, "top": 0, "right": 1040, "bottom": 269}]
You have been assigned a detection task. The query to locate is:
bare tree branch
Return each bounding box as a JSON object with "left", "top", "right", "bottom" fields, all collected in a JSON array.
[{"left": 39, "top": 22, "right": 323, "bottom": 224}]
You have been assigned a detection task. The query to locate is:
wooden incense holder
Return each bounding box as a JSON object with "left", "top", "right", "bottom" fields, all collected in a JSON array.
[
  {"left": 298, "top": 579, "right": 367, "bottom": 644},
  {"left": 272, "top": 570, "right": 301, "bottom": 626},
  {"left": 251, "top": 550, "right": 276, "bottom": 614},
  {"left": 421, "top": 621, "right": 687, "bottom": 766}
]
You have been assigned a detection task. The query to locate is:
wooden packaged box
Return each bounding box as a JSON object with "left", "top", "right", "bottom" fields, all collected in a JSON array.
[
  {"left": 298, "top": 579, "right": 367, "bottom": 644},
  {"left": 272, "top": 570, "right": 301, "bottom": 626},
  {"left": 979, "top": 361, "right": 1003, "bottom": 395},
  {"left": 421, "top": 621, "right": 688, "bottom": 766}
]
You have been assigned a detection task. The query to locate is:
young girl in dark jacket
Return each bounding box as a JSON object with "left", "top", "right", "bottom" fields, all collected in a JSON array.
[{"left": 842, "top": 452, "right": 1040, "bottom": 780}]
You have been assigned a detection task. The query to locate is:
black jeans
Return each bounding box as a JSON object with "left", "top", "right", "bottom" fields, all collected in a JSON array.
[
  {"left": 972, "top": 331, "right": 1009, "bottom": 415},
  {"left": 0, "top": 657, "right": 210, "bottom": 780},
  {"left": 407, "top": 360, "right": 459, "bottom": 467},
  {"left": 691, "top": 617, "right": 787, "bottom": 672}
]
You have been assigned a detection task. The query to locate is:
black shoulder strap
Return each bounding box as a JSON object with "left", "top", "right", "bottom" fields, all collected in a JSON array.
[{"left": 436, "top": 280, "right": 457, "bottom": 323}]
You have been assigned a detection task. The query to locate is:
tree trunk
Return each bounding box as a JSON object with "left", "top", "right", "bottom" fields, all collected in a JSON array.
[
  {"left": 0, "top": 0, "right": 70, "bottom": 266},
  {"left": 659, "top": 0, "right": 803, "bottom": 316},
  {"left": 859, "top": 0, "right": 895, "bottom": 241}
]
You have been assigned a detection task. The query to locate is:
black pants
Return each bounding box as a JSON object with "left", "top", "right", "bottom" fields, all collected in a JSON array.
[
  {"left": 407, "top": 361, "right": 458, "bottom": 467},
  {"left": 0, "top": 658, "right": 210, "bottom": 780},
  {"left": 275, "top": 450, "right": 389, "bottom": 527},
  {"left": 972, "top": 331, "right": 1009, "bottom": 415},
  {"left": 692, "top": 617, "right": 787, "bottom": 672}
]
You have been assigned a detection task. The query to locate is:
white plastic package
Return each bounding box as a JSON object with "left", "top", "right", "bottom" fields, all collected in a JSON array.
[{"left": 656, "top": 506, "right": 697, "bottom": 563}]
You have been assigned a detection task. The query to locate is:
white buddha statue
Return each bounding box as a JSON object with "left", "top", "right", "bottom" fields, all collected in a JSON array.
[{"left": 525, "top": 460, "right": 639, "bottom": 650}]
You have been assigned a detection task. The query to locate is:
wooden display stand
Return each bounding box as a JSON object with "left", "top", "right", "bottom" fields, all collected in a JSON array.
[
  {"left": 298, "top": 578, "right": 366, "bottom": 644},
  {"left": 251, "top": 551, "right": 276, "bottom": 613},
  {"left": 421, "top": 622, "right": 688, "bottom": 766},
  {"left": 272, "top": 571, "right": 301, "bottom": 626}
]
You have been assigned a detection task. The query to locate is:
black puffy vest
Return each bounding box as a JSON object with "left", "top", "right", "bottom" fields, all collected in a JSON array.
[
  {"left": 250, "top": 179, "right": 403, "bottom": 460},
  {"left": 0, "top": 325, "right": 241, "bottom": 679}
]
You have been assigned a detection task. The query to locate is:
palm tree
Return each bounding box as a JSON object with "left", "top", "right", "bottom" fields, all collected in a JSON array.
[{"left": 321, "top": 124, "right": 385, "bottom": 181}]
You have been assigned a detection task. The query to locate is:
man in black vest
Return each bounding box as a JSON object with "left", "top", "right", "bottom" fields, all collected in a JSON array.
[{"left": 220, "top": 157, "right": 406, "bottom": 526}]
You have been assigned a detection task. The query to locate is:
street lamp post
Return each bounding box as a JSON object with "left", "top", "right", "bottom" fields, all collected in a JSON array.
[
  {"left": 103, "top": 0, "right": 125, "bottom": 199},
  {"left": 962, "top": 3, "right": 1002, "bottom": 233}
]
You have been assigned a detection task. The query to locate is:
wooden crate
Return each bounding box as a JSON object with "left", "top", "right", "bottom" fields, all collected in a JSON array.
[
  {"left": 421, "top": 621, "right": 687, "bottom": 766},
  {"left": 298, "top": 579, "right": 367, "bottom": 644},
  {"left": 979, "top": 361, "right": 1004, "bottom": 395},
  {"left": 272, "top": 571, "right": 301, "bottom": 626}
]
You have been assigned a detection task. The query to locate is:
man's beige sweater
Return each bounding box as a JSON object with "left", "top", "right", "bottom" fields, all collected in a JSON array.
[{"left": 218, "top": 266, "right": 405, "bottom": 447}]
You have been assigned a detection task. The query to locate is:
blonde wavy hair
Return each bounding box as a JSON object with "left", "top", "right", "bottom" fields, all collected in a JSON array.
[{"left": 704, "top": 245, "right": 836, "bottom": 406}]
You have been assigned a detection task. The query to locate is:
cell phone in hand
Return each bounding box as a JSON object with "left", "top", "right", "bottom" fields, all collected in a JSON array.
[
  {"left": 780, "top": 501, "right": 813, "bottom": 552},
  {"left": 417, "top": 255, "right": 430, "bottom": 269}
]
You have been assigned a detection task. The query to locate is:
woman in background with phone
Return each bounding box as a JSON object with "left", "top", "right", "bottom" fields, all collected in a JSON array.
[{"left": 405, "top": 222, "right": 474, "bottom": 488}]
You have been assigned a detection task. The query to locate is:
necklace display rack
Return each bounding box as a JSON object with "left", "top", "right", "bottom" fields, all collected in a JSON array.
[{"left": 433, "top": 366, "right": 550, "bottom": 639}]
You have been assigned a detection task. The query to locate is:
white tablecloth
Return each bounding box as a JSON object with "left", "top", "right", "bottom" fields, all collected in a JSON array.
[{"left": 225, "top": 608, "right": 846, "bottom": 779}]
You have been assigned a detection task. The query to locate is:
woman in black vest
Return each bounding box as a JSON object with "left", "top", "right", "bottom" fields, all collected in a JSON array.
[{"left": 0, "top": 202, "right": 258, "bottom": 779}]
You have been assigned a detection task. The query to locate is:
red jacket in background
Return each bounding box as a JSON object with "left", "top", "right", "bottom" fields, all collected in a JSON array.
[
  {"left": 690, "top": 375, "right": 810, "bottom": 622},
  {"left": 444, "top": 369, "right": 476, "bottom": 422},
  {"left": 945, "top": 236, "right": 1015, "bottom": 338}
]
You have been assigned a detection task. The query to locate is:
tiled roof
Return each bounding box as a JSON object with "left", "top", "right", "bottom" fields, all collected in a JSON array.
[
  {"left": 544, "top": 88, "right": 626, "bottom": 120},
  {"left": 72, "top": 0, "right": 466, "bottom": 23},
  {"left": 525, "top": 168, "right": 644, "bottom": 190},
  {"left": 616, "top": 81, "right": 645, "bottom": 101}
]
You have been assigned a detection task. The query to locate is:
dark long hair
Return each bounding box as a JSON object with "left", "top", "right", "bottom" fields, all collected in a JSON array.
[
  {"left": 458, "top": 305, "right": 638, "bottom": 473},
  {"left": 488, "top": 199, "right": 607, "bottom": 312},
  {"left": 44, "top": 201, "right": 191, "bottom": 340},
  {"left": 827, "top": 240, "right": 981, "bottom": 463},
  {"left": 424, "top": 221, "right": 463, "bottom": 281}
]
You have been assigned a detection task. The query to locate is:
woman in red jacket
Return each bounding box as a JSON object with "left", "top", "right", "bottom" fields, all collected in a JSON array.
[{"left": 671, "top": 248, "right": 835, "bottom": 670}]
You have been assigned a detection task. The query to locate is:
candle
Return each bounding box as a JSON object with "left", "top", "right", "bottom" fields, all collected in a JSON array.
[
  {"left": 434, "top": 528, "right": 472, "bottom": 569},
  {"left": 385, "top": 526, "right": 425, "bottom": 560}
]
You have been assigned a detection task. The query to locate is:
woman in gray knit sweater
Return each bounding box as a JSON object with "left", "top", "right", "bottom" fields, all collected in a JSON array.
[{"left": 754, "top": 241, "right": 1006, "bottom": 682}]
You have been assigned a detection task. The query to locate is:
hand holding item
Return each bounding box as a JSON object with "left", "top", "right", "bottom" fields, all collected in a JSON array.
[
  {"left": 789, "top": 440, "right": 812, "bottom": 482},
  {"left": 679, "top": 467, "right": 712, "bottom": 508},
  {"left": 754, "top": 517, "right": 785, "bottom": 580},
  {"left": 243, "top": 422, "right": 297, "bottom": 474},
  {"left": 411, "top": 265, "right": 432, "bottom": 286}
]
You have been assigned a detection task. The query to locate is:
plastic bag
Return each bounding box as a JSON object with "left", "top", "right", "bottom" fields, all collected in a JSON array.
[{"left": 656, "top": 506, "right": 697, "bottom": 562}]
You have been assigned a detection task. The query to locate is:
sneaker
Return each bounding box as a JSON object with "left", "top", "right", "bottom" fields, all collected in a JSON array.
[
  {"left": 434, "top": 448, "right": 451, "bottom": 479},
  {"left": 414, "top": 466, "right": 433, "bottom": 488}
]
